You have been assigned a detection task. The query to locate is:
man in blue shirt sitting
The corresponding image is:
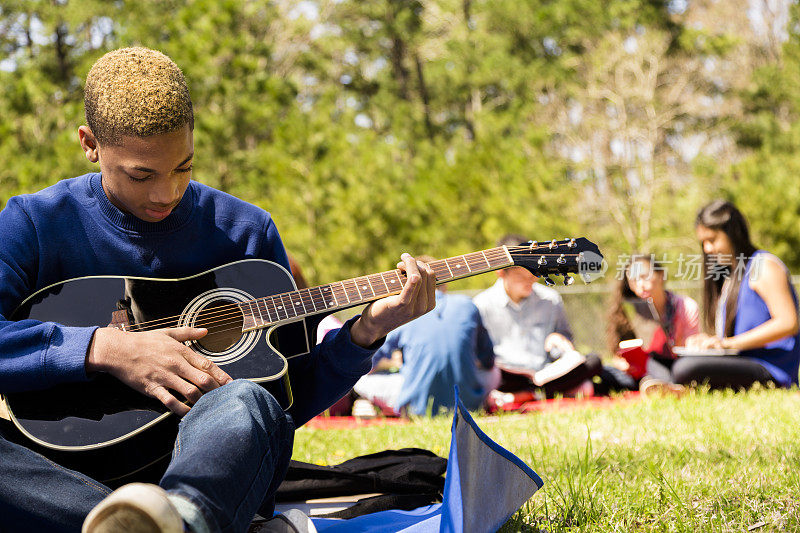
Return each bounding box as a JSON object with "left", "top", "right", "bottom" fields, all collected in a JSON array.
[{"left": 354, "top": 257, "right": 499, "bottom": 416}]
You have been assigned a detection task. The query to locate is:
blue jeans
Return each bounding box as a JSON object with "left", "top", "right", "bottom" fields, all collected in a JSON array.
[{"left": 0, "top": 380, "right": 295, "bottom": 532}]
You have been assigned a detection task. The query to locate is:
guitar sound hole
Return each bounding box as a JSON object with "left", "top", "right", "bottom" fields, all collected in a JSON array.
[{"left": 193, "top": 301, "right": 244, "bottom": 353}]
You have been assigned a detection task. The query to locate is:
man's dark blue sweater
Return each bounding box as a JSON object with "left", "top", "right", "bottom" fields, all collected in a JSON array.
[{"left": 0, "top": 173, "right": 376, "bottom": 426}]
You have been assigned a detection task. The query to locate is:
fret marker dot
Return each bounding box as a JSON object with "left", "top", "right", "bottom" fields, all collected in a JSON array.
[
  {"left": 362, "top": 286, "right": 367, "bottom": 290},
  {"left": 329, "top": 301, "right": 335, "bottom": 306},
  {"left": 295, "top": 302, "right": 300, "bottom": 305},
  {"left": 456, "top": 264, "right": 462, "bottom": 267},
  {"left": 278, "top": 306, "right": 283, "bottom": 310}
]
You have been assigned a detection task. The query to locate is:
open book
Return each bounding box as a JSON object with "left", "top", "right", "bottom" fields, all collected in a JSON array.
[{"left": 498, "top": 350, "right": 586, "bottom": 387}]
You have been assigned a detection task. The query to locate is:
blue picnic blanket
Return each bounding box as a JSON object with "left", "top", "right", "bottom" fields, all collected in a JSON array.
[{"left": 309, "top": 389, "right": 543, "bottom": 532}]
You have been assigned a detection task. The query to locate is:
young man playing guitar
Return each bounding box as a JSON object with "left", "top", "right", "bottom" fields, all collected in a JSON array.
[{"left": 0, "top": 47, "right": 436, "bottom": 533}]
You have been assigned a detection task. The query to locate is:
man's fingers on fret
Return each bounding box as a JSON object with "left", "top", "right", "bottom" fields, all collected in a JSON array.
[
  {"left": 421, "top": 261, "right": 436, "bottom": 312},
  {"left": 397, "top": 273, "right": 420, "bottom": 307},
  {"left": 398, "top": 254, "right": 422, "bottom": 304},
  {"left": 402, "top": 258, "right": 432, "bottom": 314},
  {"left": 403, "top": 253, "right": 421, "bottom": 279}
]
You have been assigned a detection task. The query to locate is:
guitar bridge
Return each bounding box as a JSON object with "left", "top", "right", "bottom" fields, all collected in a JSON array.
[{"left": 109, "top": 309, "right": 132, "bottom": 331}]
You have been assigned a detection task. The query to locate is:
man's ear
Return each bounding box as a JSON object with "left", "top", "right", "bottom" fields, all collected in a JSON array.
[{"left": 78, "top": 126, "right": 99, "bottom": 163}]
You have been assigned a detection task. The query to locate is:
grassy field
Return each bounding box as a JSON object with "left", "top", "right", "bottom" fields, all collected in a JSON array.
[{"left": 291, "top": 388, "right": 800, "bottom": 532}]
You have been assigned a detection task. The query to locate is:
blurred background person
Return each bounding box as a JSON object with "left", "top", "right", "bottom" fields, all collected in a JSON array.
[
  {"left": 651, "top": 200, "right": 800, "bottom": 392},
  {"left": 473, "top": 235, "right": 601, "bottom": 399},
  {"left": 353, "top": 256, "right": 499, "bottom": 416},
  {"left": 607, "top": 254, "right": 699, "bottom": 390}
]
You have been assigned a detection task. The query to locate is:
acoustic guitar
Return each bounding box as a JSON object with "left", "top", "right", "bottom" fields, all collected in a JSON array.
[{"left": 3, "top": 238, "right": 602, "bottom": 483}]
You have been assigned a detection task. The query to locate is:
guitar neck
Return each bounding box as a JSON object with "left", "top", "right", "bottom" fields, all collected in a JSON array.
[{"left": 240, "top": 247, "right": 513, "bottom": 331}]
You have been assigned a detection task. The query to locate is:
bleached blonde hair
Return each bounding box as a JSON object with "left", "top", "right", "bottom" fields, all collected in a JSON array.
[{"left": 84, "top": 47, "right": 193, "bottom": 144}]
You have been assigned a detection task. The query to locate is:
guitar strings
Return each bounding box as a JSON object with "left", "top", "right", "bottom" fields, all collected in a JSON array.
[
  {"left": 122, "top": 247, "right": 583, "bottom": 334},
  {"left": 125, "top": 248, "right": 520, "bottom": 331},
  {"left": 126, "top": 248, "right": 584, "bottom": 333},
  {"left": 127, "top": 248, "right": 584, "bottom": 335},
  {"left": 168, "top": 249, "right": 589, "bottom": 340}
]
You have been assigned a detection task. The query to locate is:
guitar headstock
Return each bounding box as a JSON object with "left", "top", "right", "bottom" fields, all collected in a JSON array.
[{"left": 506, "top": 238, "right": 604, "bottom": 285}]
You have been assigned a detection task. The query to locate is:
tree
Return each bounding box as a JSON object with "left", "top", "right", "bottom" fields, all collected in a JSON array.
[
  {"left": 719, "top": 3, "right": 800, "bottom": 269},
  {"left": 0, "top": 0, "right": 115, "bottom": 204}
]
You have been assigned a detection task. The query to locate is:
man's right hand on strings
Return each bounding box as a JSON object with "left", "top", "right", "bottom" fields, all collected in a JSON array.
[{"left": 86, "top": 326, "right": 233, "bottom": 416}]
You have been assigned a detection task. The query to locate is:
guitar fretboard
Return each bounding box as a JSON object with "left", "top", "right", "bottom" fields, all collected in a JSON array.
[{"left": 239, "top": 246, "right": 513, "bottom": 331}]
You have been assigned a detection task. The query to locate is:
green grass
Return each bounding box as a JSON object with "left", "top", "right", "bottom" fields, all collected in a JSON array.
[{"left": 291, "top": 388, "right": 800, "bottom": 532}]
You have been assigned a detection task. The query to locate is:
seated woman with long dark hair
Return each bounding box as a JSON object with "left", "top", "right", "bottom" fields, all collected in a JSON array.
[
  {"left": 661, "top": 200, "right": 800, "bottom": 391},
  {"left": 607, "top": 254, "right": 699, "bottom": 388}
]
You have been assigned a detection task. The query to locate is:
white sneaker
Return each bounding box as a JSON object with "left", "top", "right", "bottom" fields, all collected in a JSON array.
[
  {"left": 82, "top": 483, "right": 184, "bottom": 533},
  {"left": 351, "top": 398, "right": 377, "bottom": 418}
]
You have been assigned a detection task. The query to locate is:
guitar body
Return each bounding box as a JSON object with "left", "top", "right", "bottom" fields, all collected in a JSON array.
[{"left": 4, "top": 259, "right": 314, "bottom": 484}]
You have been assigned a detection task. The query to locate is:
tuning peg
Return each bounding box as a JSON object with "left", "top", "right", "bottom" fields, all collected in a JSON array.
[
  {"left": 548, "top": 239, "right": 557, "bottom": 249},
  {"left": 543, "top": 276, "right": 556, "bottom": 286},
  {"left": 567, "top": 238, "right": 576, "bottom": 248},
  {"left": 563, "top": 274, "right": 574, "bottom": 286},
  {"left": 557, "top": 254, "right": 566, "bottom": 264},
  {"left": 528, "top": 240, "right": 538, "bottom": 251},
  {"left": 538, "top": 256, "right": 547, "bottom": 266}
]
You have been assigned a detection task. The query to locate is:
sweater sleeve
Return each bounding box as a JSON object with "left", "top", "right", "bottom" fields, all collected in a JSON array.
[
  {"left": 0, "top": 198, "right": 93, "bottom": 393},
  {"left": 259, "top": 216, "right": 290, "bottom": 271}
]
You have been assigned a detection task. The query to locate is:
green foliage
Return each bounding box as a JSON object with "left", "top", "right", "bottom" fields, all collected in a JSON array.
[
  {"left": 0, "top": 0, "right": 109, "bottom": 202},
  {"left": 717, "top": 5, "right": 800, "bottom": 269},
  {"left": 1, "top": 0, "right": 798, "bottom": 282}
]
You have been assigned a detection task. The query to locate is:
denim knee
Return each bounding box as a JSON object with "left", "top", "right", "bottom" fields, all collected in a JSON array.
[
  {"left": 188, "top": 379, "right": 289, "bottom": 434},
  {"left": 216, "top": 379, "right": 276, "bottom": 408},
  {"left": 163, "top": 380, "right": 294, "bottom": 532},
  {"left": 222, "top": 379, "right": 282, "bottom": 416}
]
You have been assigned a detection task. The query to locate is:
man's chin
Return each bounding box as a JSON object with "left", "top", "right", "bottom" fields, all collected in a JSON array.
[{"left": 142, "top": 208, "right": 173, "bottom": 221}]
